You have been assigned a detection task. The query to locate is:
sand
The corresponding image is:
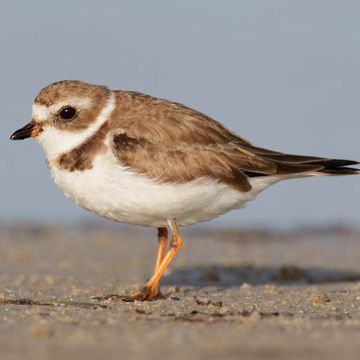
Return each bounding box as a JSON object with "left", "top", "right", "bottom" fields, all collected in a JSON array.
[{"left": 1, "top": 223, "right": 360, "bottom": 359}]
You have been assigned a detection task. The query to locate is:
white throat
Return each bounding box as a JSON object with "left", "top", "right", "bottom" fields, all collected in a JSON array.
[{"left": 35, "top": 91, "right": 116, "bottom": 160}]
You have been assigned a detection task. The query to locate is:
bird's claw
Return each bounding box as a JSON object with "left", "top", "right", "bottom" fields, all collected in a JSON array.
[{"left": 93, "top": 287, "right": 166, "bottom": 302}]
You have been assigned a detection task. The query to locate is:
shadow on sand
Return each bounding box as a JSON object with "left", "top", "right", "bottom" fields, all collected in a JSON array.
[{"left": 162, "top": 264, "right": 360, "bottom": 287}]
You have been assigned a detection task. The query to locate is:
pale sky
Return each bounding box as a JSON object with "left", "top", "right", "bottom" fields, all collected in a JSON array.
[{"left": 1, "top": 1, "right": 359, "bottom": 228}]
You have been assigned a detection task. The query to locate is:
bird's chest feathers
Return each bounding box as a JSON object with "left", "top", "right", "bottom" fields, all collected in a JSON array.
[
  {"left": 48, "top": 152, "right": 138, "bottom": 218},
  {"left": 48, "top": 151, "right": 187, "bottom": 225}
]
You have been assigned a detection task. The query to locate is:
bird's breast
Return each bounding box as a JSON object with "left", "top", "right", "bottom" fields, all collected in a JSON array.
[{"left": 47, "top": 151, "right": 280, "bottom": 227}]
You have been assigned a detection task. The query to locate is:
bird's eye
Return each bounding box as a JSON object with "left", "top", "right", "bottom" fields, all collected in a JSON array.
[{"left": 59, "top": 107, "right": 77, "bottom": 120}]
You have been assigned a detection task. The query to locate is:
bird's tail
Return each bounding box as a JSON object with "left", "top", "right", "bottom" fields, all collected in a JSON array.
[
  {"left": 270, "top": 156, "right": 359, "bottom": 176},
  {"left": 306, "top": 159, "right": 359, "bottom": 175},
  {"left": 242, "top": 145, "right": 360, "bottom": 177}
]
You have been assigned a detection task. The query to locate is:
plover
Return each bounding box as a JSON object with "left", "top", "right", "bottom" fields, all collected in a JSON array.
[{"left": 11, "top": 80, "right": 359, "bottom": 301}]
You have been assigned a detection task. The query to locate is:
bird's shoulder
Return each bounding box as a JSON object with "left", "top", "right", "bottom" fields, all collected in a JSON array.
[{"left": 109, "top": 90, "right": 250, "bottom": 146}]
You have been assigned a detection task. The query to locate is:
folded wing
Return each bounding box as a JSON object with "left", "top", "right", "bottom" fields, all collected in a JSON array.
[{"left": 110, "top": 91, "right": 359, "bottom": 191}]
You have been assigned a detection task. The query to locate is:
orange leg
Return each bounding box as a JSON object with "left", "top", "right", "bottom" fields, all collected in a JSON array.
[
  {"left": 95, "top": 222, "right": 183, "bottom": 302},
  {"left": 154, "top": 227, "right": 168, "bottom": 272},
  {"left": 143, "top": 220, "right": 183, "bottom": 294},
  {"left": 149, "top": 227, "right": 168, "bottom": 298}
]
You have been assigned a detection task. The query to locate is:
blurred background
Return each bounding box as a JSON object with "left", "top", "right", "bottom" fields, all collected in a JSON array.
[{"left": 1, "top": 0, "right": 359, "bottom": 228}]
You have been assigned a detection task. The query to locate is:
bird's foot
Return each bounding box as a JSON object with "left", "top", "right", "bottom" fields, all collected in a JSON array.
[{"left": 93, "top": 286, "right": 166, "bottom": 302}]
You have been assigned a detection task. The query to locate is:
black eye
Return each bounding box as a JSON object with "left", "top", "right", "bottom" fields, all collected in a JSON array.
[{"left": 59, "top": 107, "right": 77, "bottom": 120}]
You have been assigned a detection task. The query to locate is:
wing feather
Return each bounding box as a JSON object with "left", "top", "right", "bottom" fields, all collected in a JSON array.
[{"left": 109, "top": 91, "right": 359, "bottom": 191}]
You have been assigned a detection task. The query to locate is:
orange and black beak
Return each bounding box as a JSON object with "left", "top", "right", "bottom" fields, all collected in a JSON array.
[{"left": 10, "top": 121, "right": 42, "bottom": 140}]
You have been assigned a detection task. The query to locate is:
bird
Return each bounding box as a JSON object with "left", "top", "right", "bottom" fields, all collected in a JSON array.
[{"left": 10, "top": 80, "right": 359, "bottom": 301}]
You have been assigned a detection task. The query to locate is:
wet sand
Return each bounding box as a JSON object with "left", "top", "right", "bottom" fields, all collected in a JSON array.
[{"left": 1, "top": 223, "right": 360, "bottom": 359}]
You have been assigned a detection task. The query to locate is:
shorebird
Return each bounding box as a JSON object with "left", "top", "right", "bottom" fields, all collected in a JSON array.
[{"left": 11, "top": 80, "right": 359, "bottom": 301}]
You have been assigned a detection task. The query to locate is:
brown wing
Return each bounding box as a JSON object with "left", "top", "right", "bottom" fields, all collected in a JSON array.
[
  {"left": 112, "top": 133, "right": 277, "bottom": 191},
  {"left": 110, "top": 91, "right": 359, "bottom": 191}
]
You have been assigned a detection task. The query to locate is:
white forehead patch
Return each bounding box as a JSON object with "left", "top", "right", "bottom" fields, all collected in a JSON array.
[
  {"left": 35, "top": 91, "right": 116, "bottom": 160},
  {"left": 32, "top": 96, "right": 93, "bottom": 122}
]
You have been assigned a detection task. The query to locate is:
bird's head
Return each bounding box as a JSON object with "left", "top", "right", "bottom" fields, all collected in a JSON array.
[{"left": 10, "top": 80, "right": 114, "bottom": 159}]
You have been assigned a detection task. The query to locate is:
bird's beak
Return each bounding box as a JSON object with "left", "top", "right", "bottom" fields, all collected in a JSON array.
[{"left": 10, "top": 121, "right": 42, "bottom": 140}]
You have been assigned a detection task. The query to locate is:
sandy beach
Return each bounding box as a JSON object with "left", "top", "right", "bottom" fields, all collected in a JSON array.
[{"left": 1, "top": 223, "right": 360, "bottom": 359}]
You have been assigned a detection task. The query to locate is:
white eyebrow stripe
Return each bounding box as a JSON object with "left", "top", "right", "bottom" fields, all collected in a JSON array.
[
  {"left": 32, "top": 103, "right": 50, "bottom": 121},
  {"left": 32, "top": 96, "right": 93, "bottom": 122},
  {"left": 35, "top": 91, "right": 116, "bottom": 159}
]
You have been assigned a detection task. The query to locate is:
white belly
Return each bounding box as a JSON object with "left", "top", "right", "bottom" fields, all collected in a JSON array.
[{"left": 49, "top": 152, "right": 281, "bottom": 227}]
